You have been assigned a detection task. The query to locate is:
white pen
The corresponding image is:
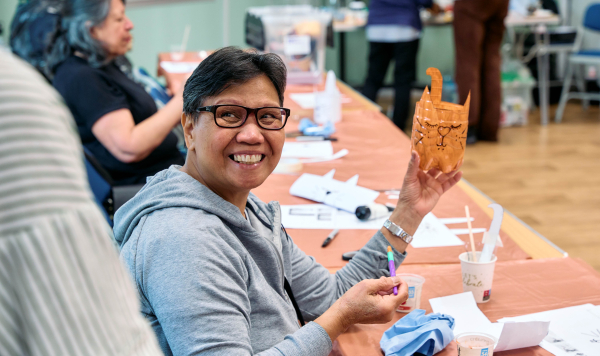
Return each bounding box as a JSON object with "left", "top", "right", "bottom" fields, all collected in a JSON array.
[{"left": 321, "top": 229, "right": 340, "bottom": 247}]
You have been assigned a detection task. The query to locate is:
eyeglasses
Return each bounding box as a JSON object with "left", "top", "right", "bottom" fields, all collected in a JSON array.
[{"left": 195, "top": 105, "right": 290, "bottom": 130}]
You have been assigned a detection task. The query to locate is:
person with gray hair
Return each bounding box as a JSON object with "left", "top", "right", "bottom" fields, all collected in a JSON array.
[
  {"left": 50, "top": 0, "right": 184, "bottom": 186},
  {"left": 0, "top": 46, "right": 163, "bottom": 355}
]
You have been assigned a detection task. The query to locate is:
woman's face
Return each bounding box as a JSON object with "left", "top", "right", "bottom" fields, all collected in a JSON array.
[
  {"left": 184, "top": 75, "right": 285, "bottom": 198},
  {"left": 90, "top": 0, "right": 133, "bottom": 58}
]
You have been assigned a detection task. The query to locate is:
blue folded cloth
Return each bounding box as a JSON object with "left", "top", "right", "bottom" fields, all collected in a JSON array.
[
  {"left": 298, "top": 118, "right": 336, "bottom": 136},
  {"left": 380, "top": 309, "right": 455, "bottom": 356}
]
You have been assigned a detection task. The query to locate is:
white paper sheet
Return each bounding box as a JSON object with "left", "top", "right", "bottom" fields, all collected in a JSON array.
[
  {"left": 499, "top": 304, "right": 600, "bottom": 356},
  {"left": 280, "top": 206, "right": 467, "bottom": 249},
  {"left": 280, "top": 204, "right": 388, "bottom": 230},
  {"left": 410, "top": 213, "right": 466, "bottom": 248},
  {"left": 289, "top": 93, "right": 316, "bottom": 109},
  {"left": 282, "top": 141, "right": 333, "bottom": 158},
  {"left": 289, "top": 173, "right": 379, "bottom": 212},
  {"left": 160, "top": 61, "right": 199, "bottom": 73},
  {"left": 430, "top": 292, "right": 549, "bottom": 352}
]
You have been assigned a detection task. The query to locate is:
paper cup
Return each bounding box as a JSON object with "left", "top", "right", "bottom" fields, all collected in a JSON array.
[
  {"left": 459, "top": 252, "right": 497, "bottom": 303},
  {"left": 455, "top": 332, "right": 497, "bottom": 356},
  {"left": 395, "top": 273, "right": 425, "bottom": 313}
]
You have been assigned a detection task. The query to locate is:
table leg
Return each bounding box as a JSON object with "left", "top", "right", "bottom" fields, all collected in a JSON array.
[
  {"left": 339, "top": 31, "right": 346, "bottom": 82},
  {"left": 537, "top": 32, "right": 550, "bottom": 126}
]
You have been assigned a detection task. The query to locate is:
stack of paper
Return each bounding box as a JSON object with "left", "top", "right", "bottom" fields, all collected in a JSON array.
[{"left": 499, "top": 304, "right": 600, "bottom": 356}]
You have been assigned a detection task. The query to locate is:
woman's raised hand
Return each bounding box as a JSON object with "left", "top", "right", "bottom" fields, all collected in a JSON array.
[
  {"left": 315, "top": 277, "right": 408, "bottom": 341},
  {"left": 388, "top": 151, "right": 463, "bottom": 236}
]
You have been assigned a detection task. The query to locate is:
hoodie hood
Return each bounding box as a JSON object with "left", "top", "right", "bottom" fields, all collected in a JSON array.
[{"left": 113, "top": 165, "right": 280, "bottom": 249}]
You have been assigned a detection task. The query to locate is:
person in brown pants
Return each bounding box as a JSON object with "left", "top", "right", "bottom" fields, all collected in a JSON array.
[{"left": 453, "top": 0, "right": 510, "bottom": 142}]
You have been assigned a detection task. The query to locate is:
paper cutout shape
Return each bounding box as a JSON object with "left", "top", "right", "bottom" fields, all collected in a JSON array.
[
  {"left": 411, "top": 68, "right": 471, "bottom": 173},
  {"left": 289, "top": 170, "right": 379, "bottom": 212}
]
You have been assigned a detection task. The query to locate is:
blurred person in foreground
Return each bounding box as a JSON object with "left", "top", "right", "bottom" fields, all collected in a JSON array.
[
  {"left": 49, "top": 0, "right": 184, "bottom": 185},
  {"left": 113, "top": 47, "right": 462, "bottom": 355},
  {"left": 362, "top": 0, "right": 441, "bottom": 131},
  {"left": 0, "top": 48, "right": 162, "bottom": 355},
  {"left": 453, "top": 0, "right": 510, "bottom": 143}
]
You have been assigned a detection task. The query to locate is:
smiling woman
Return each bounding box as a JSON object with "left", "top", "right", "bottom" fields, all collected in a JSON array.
[{"left": 113, "top": 47, "right": 462, "bottom": 356}]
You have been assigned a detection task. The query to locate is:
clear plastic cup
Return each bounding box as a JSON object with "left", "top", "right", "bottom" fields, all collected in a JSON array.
[
  {"left": 455, "top": 332, "right": 497, "bottom": 356},
  {"left": 395, "top": 273, "right": 425, "bottom": 313},
  {"left": 170, "top": 45, "right": 184, "bottom": 61},
  {"left": 459, "top": 252, "right": 497, "bottom": 303}
]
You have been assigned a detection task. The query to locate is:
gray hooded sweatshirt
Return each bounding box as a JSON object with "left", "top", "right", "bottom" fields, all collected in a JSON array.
[{"left": 113, "top": 166, "right": 406, "bottom": 356}]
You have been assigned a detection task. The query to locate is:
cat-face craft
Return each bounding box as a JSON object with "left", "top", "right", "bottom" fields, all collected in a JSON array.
[{"left": 411, "top": 68, "right": 471, "bottom": 173}]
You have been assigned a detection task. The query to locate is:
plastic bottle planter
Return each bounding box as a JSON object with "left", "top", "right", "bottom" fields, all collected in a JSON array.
[{"left": 411, "top": 68, "right": 471, "bottom": 173}]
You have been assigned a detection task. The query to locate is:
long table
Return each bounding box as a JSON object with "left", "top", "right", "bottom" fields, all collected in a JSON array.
[{"left": 157, "top": 54, "right": 589, "bottom": 356}]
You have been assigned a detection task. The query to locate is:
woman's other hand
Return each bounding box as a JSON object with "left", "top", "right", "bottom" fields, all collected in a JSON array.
[{"left": 315, "top": 276, "right": 408, "bottom": 342}]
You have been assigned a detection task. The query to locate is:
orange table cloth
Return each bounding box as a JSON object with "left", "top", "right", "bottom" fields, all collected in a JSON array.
[
  {"left": 336, "top": 257, "right": 600, "bottom": 356},
  {"left": 252, "top": 110, "right": 529, "bottom": 268}
]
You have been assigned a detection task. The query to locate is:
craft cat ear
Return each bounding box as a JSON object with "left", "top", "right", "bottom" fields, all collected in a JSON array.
[
  {"left": 463, "top": 92, "right": 471, "bottom": 113},
  {"left": 426, "top": 68, "right": 443, "bottom": 105}
]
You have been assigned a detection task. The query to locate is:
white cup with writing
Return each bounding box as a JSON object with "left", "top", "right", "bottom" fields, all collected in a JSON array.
[
  {"left": 459, "top": 252, "right": 497, "bottom": 303},
  {"left": 455, "top": 332, "right": 497, "bottom": 356}
]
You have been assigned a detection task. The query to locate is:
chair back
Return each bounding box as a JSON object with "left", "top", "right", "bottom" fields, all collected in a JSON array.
[
  {"left": 584, "top": 4, "right": 600, "bottom": 32},
  {"left": 82, "top": 147, "right": 114, "bottom": 225}
]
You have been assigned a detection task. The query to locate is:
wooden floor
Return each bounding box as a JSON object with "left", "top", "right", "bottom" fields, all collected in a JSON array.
[{"left": 460, "top": 103, "right": 600, "bottom": 271}]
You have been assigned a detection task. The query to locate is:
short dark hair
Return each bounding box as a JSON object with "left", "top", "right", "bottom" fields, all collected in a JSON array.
[{"left": 183, "top": 47, "right": 287, "bottom": 122}]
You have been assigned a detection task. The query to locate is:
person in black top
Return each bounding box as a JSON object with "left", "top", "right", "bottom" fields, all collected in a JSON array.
[{"left": 49, "top": 0, "right": 184, "bottom": 185}]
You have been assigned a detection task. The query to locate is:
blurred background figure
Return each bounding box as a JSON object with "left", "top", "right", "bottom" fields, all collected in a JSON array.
[
  {"left": 47, "top": 0, "right": 185, "bottom": 186},
  {"left": 453, "top": 0, "right": 510, "bottom": 143},
  {"left": 361, "top": 0, "right": 440, "bottom": 131},
  {"left": 0, "top": 48, "right": 163, "bottom": 356}
]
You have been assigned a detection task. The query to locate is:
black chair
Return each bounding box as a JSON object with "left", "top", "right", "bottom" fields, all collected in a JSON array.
[{"left": 82, "top": 147, "right": 143, "bottom": 226}]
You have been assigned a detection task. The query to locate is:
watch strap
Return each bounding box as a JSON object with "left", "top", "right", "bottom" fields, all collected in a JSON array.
[{"left": 383, "top": 219, "right": 413, "bottom": 244}]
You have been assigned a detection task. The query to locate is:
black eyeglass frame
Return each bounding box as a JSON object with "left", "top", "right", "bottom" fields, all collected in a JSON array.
[{"left": 195, "top": 104, "right": 291, "bottom": 130}]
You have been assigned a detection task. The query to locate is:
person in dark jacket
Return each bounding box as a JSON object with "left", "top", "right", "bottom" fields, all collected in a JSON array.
[{"left": 362, "top": 0, "right": 440, "bottom": 131}]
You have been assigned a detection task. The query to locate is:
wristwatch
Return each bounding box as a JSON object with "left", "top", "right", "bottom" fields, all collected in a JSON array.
[{"left": 383, "top": 219, "right": 413, "bottom": 244}]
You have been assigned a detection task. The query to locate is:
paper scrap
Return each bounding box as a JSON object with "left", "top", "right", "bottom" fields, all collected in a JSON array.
[
  {"left": 160, "top": 61, "right": 199, "bottom": 73},
  {"left": 289, "top": 92, "right": 352, "bottom": 109},
  {"left": 300, "top": 149, "right": 348, "bottom": 164},
  {"left": 495, "top": 321, "right": 550, "bottom": 351},
  {"left": 289, "top": 93, "right": 317, "bottom": 109},
  {"left": 410, "top": 213, "right": 465, "bottom": 248},
  {"left": 430, "top": 292, "right": 549, "bottom": 352},
  {"left": 450, "top": 228, "right": 487, "bottom": 235},
  {"left": 289, "top": 172, "right": 378, "bottom": 212},
  {"left": 282, "top": 141, "right": 333, "bottom": 158}
]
